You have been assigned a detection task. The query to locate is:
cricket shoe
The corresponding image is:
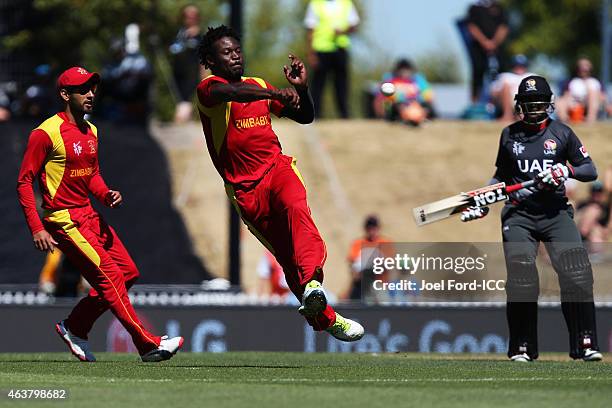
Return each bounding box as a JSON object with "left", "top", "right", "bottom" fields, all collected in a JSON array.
[
  {"left": 582, "top": 349, "right": 603, "bottom": 362},
  {"left": 55, "top": 320, "right": 96, "bottom": 362},
  {"left": 325, "top": 313, "right": 364, "bottom": 342},
  {"left": 509, "top": 353, "right": 532, "bottom": 362},
  {"left": 298, "top": 280, "right": 328, "bottom": 317},
  {"left": 141, "top": 335, "right": 184, "bottom": 362}
]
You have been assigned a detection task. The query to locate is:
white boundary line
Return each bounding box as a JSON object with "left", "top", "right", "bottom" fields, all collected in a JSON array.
[
  {"left": 6, "top": 374, "right": 610, "bottom": 384},
  {"left": 303, "top": 124, "right": 354, "bottom": 218}
]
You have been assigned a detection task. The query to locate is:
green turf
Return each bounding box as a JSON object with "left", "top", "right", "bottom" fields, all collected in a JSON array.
[{"left": 1, "top": 352, "right": 611, "bottom": 408}]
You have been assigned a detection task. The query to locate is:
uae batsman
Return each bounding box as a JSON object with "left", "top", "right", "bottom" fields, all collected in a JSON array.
[
  {"left": 461, "top": 75, "right": 602, "bottom": 361},
  {"left": 16, "top": 67, "right": 183, "bottom": 362},
  {"left": 195, "top": 25, "right": 364, "bottom": 341}
]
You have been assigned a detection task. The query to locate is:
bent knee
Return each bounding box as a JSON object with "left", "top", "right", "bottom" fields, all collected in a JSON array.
[{"left": 124, "top": 260, "right": 140, "bottom": 283}]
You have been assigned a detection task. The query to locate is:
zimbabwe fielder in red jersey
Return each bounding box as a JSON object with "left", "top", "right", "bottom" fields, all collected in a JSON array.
[
  {"left": 16, "top": 66, "right": 183, "bottom": 362},
  {"left": 195, "top": 25, "right": 363, "bottom": 340}
]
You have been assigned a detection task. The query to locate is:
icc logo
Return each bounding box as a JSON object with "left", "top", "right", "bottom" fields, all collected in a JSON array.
[
  {"left": 73, "top": 141, "right": 82, "bottom": 156},
  {"left": 512, "top": 141, "right": 525, "bottom": 156}
]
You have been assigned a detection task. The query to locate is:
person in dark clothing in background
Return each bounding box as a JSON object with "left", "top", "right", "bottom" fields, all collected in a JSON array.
[
  {"left": 170, "top": 4, "right": 204, "bottom": 123},
  {"left": 466, "top": 0, "right": 509, "bottom": 102}
]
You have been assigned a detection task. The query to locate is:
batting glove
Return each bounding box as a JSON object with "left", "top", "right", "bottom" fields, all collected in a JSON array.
[
  {"left": 460, "top": 206, "right": 490, "bottom": 222},
  {"left": 537, "top": 163, "right": 571, "bottom": 189}
]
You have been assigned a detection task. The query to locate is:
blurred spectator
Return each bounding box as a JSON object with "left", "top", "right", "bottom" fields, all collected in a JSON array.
[
  {"left": 345, "top": 215, "right": 391, "bottom": 300},
  {"left": 38, "top": 250, "right": 89, "bottom": 297},
  {"left": 489, "top": 54, "right": 535, "bottom": 122},
  {"left": 99, "top": 24, "right": 152, "bottom": 123},
  {"left": 465, "top": 0, "right": 508, "bottom": 103},
  {"left": 39, "top": 250, "right": 62, "bottom": 295},
  {"left": 0, "top": 86, "right": 10, "bottom": 121},
  {"left": 373, "top": 58, "right": 435, "bottom": 126},
  {"left": 170, "top": 4, "right": 204, "bottom": 123},
  {"left": 576, "top": 181, "right": 610, "bottom": 255},
  {"left": 556, "top": 57, "right": 607, "bottom": 124},
  {"left": 19, "top": 64, "right": 58, "bottom": 119},
  {"left": 256, "top": 250, "right": 290, "bottom": 301},
  {"left": 304, "top": 0, "right": 360, "bottom": 119}
]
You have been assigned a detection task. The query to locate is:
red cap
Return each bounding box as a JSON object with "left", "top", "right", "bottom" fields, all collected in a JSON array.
[{"left": 57, "top": 66, "right": 100, "bottom": 88}]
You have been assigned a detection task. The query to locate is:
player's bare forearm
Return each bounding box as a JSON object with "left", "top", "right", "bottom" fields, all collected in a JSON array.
[
  {"left": 467, "top": 23, "right": 489, "bottom": 47},
  {"left": 492, "top": 25, "right": 508, "bottom": 47},
  {"left": 282, "top": 87, "right": 314, "bottom": 124},
  {"left": 210, "top": 82, "right": 275, "bottom": 103}
]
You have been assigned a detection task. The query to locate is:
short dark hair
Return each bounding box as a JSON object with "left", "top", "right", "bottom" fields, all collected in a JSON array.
[
  {"left": 395, "top": 59, "right": 414, "bottom": 71},
  {"left": 198, "top": 25, "right": 241, "bottom": 68},
  {"left": 364, "top": 215, "right": 380, "bottom": 228}
]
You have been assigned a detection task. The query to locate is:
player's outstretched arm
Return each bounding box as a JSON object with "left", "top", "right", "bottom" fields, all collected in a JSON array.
[
  {"left": 208, "top": 82, "right": 300, "bottom": 111},
  {"left": 280, "top": 54, "right": 315, "bottom": 124},
  {"left": 209, "top": 82, "right": 277, "bottom": 103}
]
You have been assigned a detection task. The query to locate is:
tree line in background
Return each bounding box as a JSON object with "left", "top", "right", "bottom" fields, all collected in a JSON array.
[
  {"left": 2, "top": 0, "right": 606, "bottom": 120},
  {"left": 502, "top": 0, "right": 604, "bottom": 76}
]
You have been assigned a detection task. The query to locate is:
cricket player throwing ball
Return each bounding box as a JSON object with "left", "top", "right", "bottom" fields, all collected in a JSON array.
[
  {"left": 195, "top": 25, "right": 364, "bottom": 341},
  {"left": 17, "top": 67, "right": 183, "bottom": 362},
  {"left": 462, "top": 75, "right": 602, "bottom": 362}
]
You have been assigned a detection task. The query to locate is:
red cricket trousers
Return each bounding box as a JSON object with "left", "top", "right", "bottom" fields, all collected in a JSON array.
[
  {"left": 227, "top": 154, "right": 336, "bottom": 330},
  {"left": 43, "top": 205, "right": 160, "bottom": 355}
]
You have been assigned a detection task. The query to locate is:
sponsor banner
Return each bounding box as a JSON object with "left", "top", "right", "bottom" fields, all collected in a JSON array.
[{"left": 3, "top": 305, "right": 612, "bottom": 353}]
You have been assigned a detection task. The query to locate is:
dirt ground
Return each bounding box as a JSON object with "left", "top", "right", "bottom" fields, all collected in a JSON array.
[{"left": 151, "top": 119, "right": 612, "bottom": 297}]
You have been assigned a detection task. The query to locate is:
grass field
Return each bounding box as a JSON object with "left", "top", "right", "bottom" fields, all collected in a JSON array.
[{"left": 1, "top": 352, "right": 611, "bottom": 407}]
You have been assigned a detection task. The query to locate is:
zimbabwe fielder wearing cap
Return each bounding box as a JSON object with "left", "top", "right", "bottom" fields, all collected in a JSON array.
[
  {"left": 461, "top": 75, "right": 602, "bottom": 362},
  {"left": 16, "top": 66, "right": 183, "bottom": 362},
  {"left": 194, "top": 25, "right": 364, "bottom": 341}
]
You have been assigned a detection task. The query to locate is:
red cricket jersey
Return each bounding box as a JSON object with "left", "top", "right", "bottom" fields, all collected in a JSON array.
[
  {"left": 195, "top": 75, "right": 285, "bottom": 185},
  {"left": 16, "top": 112, "right": 110, "bottom": 234}
]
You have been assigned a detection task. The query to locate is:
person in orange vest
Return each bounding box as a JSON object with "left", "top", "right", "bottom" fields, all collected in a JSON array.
[{"left": 346, "top": 215, "right": 392, "bottom": 300}]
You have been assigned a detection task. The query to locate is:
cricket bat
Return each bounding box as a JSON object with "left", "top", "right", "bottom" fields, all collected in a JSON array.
[{"left": 412, "top": 180, "right": 535, "bottom": 226}]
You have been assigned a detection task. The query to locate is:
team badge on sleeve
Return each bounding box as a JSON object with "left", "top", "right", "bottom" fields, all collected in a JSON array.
[{"left": 579, "top": 145, "right": 589, "bottom": 158}]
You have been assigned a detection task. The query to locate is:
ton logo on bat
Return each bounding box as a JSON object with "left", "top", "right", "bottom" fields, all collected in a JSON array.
[{"left": 473, "top": 188, "right": 507, "bottom": 207}]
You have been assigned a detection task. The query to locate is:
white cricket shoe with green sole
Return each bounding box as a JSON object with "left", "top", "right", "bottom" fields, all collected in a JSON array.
[{"left": 326, "top": 313, "right": 364, "bottom": 342}]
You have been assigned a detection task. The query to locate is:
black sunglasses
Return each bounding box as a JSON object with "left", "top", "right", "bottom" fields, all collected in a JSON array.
[{"left": 64, "top": 82, "right": 98, "bottom": 95}]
